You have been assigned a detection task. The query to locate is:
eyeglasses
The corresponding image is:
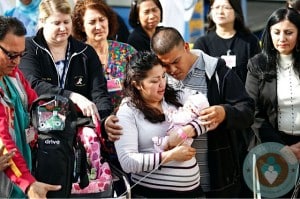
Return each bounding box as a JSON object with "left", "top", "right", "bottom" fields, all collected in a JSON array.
[
  {"left": 211, "top": 5, "right": 233, "bottom": 10},
  {"left": 0, "top": 45, "right": 26, "bottom": 60}
]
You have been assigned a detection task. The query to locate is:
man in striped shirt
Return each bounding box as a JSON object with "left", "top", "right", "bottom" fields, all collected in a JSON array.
[
  {"left": 150, "top": 27, "right": 254, "bottom": 198},
  {"left": 104, "top": 26, "right": 254, "bottom": 198}
]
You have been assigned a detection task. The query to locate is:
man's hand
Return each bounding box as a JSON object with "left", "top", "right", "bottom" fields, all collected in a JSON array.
[
  {"left": 199, "top": 105, "right": 225, "bottom": 131},
  {"left": 0, "top": 146, "right": 16, "bottom": 171},
  {"left": 162, "top": 145, "right": 196, "bottom": 163},
  {"left": 104, "top": 115, "right": 123, "bottom": 141}
]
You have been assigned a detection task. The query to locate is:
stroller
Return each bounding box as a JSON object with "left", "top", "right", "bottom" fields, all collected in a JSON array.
[
  {"left": 71, "top": 114, "right": 131, "bottom": 198},
  {"left": 70, "top": 121, "right": 131, "bottom": 198},
  {"left": 30, "top": 94, "right": 131, "bottom": 198}
]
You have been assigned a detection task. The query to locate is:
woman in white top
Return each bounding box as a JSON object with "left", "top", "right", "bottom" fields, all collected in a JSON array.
[{"left": 115, "top": 51, "right": 205, "bottom": 198}]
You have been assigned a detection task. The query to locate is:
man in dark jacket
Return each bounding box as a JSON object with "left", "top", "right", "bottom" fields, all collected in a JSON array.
[{"left": 150, "top": 27, "right": 254, "bottom": 198}]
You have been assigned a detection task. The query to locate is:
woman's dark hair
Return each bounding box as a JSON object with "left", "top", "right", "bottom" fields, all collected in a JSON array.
[
  {"left": 129, "top": 0, "right": 163, "bottom": 28},
  {"left": 124, "top": 51, "right": 182, "bottom": 123},
  {"left": 207, "top": 0, "right": 250, "bottom": 34},
  {"left": 261, "top": 8, "right": 300, "bottom": 75},
  {"left": 72, "top": 0, "right": 118, "bottom": 41}
]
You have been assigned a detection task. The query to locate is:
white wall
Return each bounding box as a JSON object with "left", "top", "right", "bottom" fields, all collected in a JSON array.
[{"left": 0, "top": 0, "right": 16, "bottom": 15}]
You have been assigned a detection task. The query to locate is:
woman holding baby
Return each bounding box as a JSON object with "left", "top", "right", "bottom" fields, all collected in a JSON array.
[{"left": 114, "top": 51, "right": 207, "bottom": 198}]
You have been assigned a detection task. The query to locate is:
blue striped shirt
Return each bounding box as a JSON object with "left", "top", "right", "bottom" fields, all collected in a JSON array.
[{"left": 167, "top": 49, "right": 219, "bottom": 192}]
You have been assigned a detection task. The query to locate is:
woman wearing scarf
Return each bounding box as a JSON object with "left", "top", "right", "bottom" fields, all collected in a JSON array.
[{"left": 4, "top": 0, "right": 41, "bottom": 36}]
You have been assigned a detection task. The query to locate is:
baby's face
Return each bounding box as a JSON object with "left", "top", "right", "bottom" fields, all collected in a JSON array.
[
  {"left": 183, "top": 94, "right": 210, "bottom": 115},
  {"left": 183, "top": 100, "right": 199, "bottom": 116}
]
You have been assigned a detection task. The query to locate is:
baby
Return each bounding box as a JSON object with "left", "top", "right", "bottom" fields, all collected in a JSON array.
[{"left": 152, "top": 92, "right": 209, "bottom": 152}]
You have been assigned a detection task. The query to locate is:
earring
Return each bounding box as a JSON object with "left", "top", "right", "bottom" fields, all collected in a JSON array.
[{"left": 296, "top": 44, "right": 300, "bottom": 52}]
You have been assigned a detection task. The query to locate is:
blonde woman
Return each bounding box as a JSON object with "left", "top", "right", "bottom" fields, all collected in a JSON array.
[{"left": 19, "top": 0, "right": 113, "bottom": 122}]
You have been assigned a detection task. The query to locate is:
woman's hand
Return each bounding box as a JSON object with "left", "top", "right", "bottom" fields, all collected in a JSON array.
[
  {"left": 27, "top": 181, "right": 61, "bottom": 199},
  {"left": 69, "top": 92, "right": 100, "bottom": 123},
  {"left": 168, "top": 125, "right": 196, "bottom": 148},
  {"left": 168, "top": 129, "right": 184, "bottom": 148},
  {"left": 162, "top": 145, "right": 196, "bottom": 163},
  {"left": 0, "top": 146, "right": 16, "bottom": 171},
  {"left": 104, "top": 115, "right": 123, "bottom": 141}
]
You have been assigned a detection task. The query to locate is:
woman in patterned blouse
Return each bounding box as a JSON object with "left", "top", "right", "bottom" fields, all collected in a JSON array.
[{"left": 72, "top": 0, "right": 136, "bottom": 110}]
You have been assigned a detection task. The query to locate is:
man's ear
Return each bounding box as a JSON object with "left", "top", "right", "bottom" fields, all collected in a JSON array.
[
  {"left": 132, "top": 81, "right": 142, "bottom": 90},
  {"left": 184, "top": 42, "right": 190, "bottom": 52}
]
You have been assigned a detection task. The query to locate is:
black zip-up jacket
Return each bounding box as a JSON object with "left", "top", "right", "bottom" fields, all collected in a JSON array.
[
  {"left": 246, "top": 53, "right": 300, "bottom": 146},
  {"left": 177, "top": 50, "right": 254, "bottom": 197},
  {"left": 206, "top": 58, "right": 253, "bottom": 197},
  {"left": 19, "top": 29, "right": 113, "bottom": 118}
]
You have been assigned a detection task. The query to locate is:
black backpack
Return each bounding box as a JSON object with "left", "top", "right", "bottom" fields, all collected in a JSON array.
[{"left": 30, "top": 94, "right": 89, "bottom": 198}]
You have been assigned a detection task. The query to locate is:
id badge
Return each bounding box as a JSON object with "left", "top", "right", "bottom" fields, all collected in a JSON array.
[
  {"left": 107, "top": 78, "right": 122, "bottom": 92},
  {"left": 221, "top": 55, "right": 236, "bottom": 69}
]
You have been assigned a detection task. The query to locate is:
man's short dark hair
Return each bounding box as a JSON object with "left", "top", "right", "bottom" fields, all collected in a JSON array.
[
  {"left": 0, "top": 16, "right": 27, "bottom": 41},
  {"left": 151, "top": 27, "right": 185, "bottom": 55}
]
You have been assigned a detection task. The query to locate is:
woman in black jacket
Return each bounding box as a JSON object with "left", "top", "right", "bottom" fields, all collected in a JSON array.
[
  {"left": 246, "top": 8, "right": 300, "bottom": 198},
  {"left": 127, "top": 0, "right": 163, "bottom": 51},
  {"left": 246, "top": 8, "right": 300, "bottom": 158},
  {"left": 193, "top": 0, "right": 261, "bottom": 84},
  {"left": 19, "top": 0, "right": 112, "bottom": 120}
]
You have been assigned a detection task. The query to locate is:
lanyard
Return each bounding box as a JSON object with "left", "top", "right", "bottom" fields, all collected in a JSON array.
[
  {"left": 59, "top": 42, "right": 71, "bottom": 88},
  {"left": 218, "top": 32, "right": 236, "bottom": 55}
]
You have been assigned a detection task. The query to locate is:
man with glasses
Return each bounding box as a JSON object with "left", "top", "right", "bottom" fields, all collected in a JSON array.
[
  {"left": 0, "top": 45, "right": 26, "bottom": 60},
  {"left": 0, "top": 16, "right": 61, "bottom": 198}
]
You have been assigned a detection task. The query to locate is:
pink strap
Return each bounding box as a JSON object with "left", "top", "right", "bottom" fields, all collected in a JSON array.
[
  {"left": 94, "top": 119, "right": 101, "bottom": 137},
  {"left": 177, "top": 128, "right": 187, "bottom": 140}
]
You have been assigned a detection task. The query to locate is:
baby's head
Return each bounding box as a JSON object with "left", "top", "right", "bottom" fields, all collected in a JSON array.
[{"left": 183, "top": 93, "right": 209, "bottom": 116}]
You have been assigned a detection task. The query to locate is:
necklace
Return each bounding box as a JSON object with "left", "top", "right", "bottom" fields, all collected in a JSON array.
[
  {"left": 99, "top": 51, "right": 108, "bottom": 66},
  {"left": 100, "top": 51, "right": 110, "bottom": 79},
  {"left": 220, "top": 35, "right": 235, "bottom": 54},
  {"left": 94, "top": 42, "right": 110, "bottom": 76}
]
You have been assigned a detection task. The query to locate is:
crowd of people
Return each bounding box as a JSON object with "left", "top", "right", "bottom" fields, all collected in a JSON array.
[{"left": 0, "top": 0, "right": 300, "bottom": 198}]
